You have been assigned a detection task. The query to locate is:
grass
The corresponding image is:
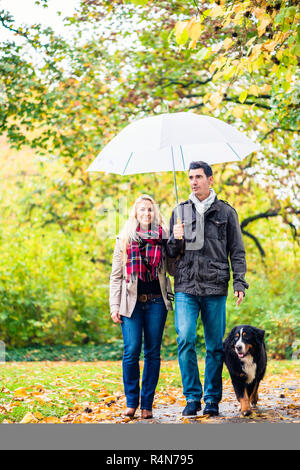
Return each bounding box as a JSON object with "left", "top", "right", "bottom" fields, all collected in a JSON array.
[{"left": 0, "top": 359, "right": 299, "bottom": 423}]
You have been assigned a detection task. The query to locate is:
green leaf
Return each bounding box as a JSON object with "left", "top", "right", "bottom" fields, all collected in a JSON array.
[
  {"left": 175, "top": 27, "right": 189, "bottom": 46},
  {"left": 291, "top": 44, "right": 300, "bottom": 57},
  {"left": 125, "top": 0, "right": 149, "bottom": 5}
]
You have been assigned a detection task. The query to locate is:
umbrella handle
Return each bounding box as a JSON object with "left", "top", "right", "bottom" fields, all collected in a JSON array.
[{"left": 177, "top": 217, "right": 183, "bottom": 240}]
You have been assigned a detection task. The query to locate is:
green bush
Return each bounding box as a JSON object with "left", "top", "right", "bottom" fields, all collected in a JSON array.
[
  {"left": 225, "top": 272, "right": 300, "bottom": 359},
  {"left": 0, "top": 227, "right": 116, "bottom": 347},
  {"left": 0, "top": 226, "right": 299, "bottom": 359}
]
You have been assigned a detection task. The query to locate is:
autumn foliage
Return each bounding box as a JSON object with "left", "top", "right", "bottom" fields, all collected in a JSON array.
[{"left": 0, "top": 1, "right": 299, "bottom": 358}]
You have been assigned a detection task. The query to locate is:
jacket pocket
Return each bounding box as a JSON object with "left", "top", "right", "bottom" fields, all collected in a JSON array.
[
  {"left": 206, "top": 219, "right": 227, "bottom": 240},
  {"left": 210, "top": 260, "right": 230, "bottom": 283}
]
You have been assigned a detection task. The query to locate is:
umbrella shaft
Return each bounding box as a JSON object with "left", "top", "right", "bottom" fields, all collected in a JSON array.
[{"left": 171, "top": 146, "right": 179, "bottom": 206}]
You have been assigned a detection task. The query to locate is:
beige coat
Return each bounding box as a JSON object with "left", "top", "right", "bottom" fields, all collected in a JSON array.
[{"left": 109, "top": 237, "right": 173, "bottom": 317}]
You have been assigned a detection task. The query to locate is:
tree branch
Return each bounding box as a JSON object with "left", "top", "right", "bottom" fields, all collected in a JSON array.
[
  {"left": 0, "top": 12, "right": 35, "bottom": 45},
  {"left": 241, "top": 229, "right": 266, "bottom": 258},
  {"left": 240, "top": 208, "right": 300, "bottom": 258},
  {"left": 186, "top": 95, "right": 272, "bottom": 111},
  {"left": 158, "top": 76, "right": 213, "bottom": 89},
  {"left": 240, "top": 210, "right": 281, "bottom": 229},
  {"left": 260, "top": 126, "right": 300, "bottom": 142}
]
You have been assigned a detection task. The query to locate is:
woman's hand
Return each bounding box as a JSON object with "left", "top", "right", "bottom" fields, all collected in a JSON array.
[{"left": 111, "top": 312, "right": 123, "bottom": 324}]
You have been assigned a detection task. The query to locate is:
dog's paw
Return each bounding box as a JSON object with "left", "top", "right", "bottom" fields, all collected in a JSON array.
[{"left": 241, "top": 409, "right": 252, "bottom": 417}]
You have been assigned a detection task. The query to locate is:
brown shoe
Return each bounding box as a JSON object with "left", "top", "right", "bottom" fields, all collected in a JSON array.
[
  {"left": 124, "top": 407, "right": 137, "bottom": 418},
  {"left": 141, "top": 409, "right": 153, "bottom": 419}
]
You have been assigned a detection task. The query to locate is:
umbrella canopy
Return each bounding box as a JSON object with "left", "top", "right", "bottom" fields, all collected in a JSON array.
[{"left": 87, "top": 112, "right": 259, "bottom": 176}]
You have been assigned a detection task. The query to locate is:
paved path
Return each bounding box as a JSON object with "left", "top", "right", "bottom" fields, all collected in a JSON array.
[{"left": 136, "top": 380, "right": 300, "bottom": 424}]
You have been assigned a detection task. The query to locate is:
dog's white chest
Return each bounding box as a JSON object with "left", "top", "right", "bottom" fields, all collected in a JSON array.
[{"left": 241, "top": 356, "right": 257, "bottom": 384}]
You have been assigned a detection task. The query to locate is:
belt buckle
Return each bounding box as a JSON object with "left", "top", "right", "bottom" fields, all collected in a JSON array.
[{"left": 139, "top": 294, "right": 148, "bottom": 303}]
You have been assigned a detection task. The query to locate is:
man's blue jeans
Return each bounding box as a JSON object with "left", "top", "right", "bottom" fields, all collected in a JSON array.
[
  {"left": 121, "top": 297, "right": 167, "bottom": 410},
  {"left": 175, "top": 292, "right": 226, "bottom": 404}
]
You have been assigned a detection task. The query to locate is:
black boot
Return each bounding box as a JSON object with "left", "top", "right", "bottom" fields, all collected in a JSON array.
[
  {"left": 182, "top": 401, "right": 201, "bottom": 416},
  {"left": 203, "top": 402, "right": 219, "bottom": 416}
]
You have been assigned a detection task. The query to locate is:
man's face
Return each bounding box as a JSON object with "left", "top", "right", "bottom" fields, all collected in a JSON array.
[{"left": 188, "top": 168, "right": 213, "bottom": 201}]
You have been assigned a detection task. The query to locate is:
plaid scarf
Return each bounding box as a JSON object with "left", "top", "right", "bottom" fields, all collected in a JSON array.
[{"left": 126, "top": 225, "right": 163, "bottom": 283}]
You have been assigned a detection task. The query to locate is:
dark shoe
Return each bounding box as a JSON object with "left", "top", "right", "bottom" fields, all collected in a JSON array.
[
  {"left": 182, "top": 401, "right": 201, "bottom": 416},
  {"left": 124, "top": 407, "right": 137, "bottom": 418},
  {"left": 203, "top": 402, "right": 219, "bottom": 416},
  {"left": 141, "top": 409, "right": 153, "bottom": 419}
]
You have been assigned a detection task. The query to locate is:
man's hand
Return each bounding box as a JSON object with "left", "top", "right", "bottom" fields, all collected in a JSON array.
[
  {"left": 234, "top": 291, "right": 244, "bottom": 306},
  {"left": 111, "top": 312, "right": 123, "bottom": 323},
  {"left": 173, "top": 223, "right": 184, "bottom": 240}
]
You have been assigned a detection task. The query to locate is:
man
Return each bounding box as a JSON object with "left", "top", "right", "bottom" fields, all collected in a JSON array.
[{"left": 167, "top": 161, "right": 248, "bottom": 417}]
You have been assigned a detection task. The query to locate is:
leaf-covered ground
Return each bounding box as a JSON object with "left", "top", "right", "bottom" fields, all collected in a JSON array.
[{"left": 0, "top": 360, "right": 299, "bottom": 424}]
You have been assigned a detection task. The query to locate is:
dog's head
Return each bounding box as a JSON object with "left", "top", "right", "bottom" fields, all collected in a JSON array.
[{"left": 224, "top": 325, "right": 265, "bottom": 359}]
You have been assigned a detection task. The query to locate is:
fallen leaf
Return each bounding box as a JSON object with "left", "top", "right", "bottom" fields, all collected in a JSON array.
[
  {"left": 13, "top": 388, "right": 28, "bottom": 398},
  {"left": 40, "top": 416, "right": 61, "bottom": 423},
  {"left": 20, "top": 412, "right": 39, "bottom": 424}
]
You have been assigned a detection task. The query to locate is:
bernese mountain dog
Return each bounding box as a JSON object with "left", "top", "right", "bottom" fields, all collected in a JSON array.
[{"left": 224, "top": 325, "right": 267, "bottom": 416}]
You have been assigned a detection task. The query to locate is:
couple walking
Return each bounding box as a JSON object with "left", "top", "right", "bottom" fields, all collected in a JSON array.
[{"left": 109, "top": 161, "right": 248, "bottom": 419}]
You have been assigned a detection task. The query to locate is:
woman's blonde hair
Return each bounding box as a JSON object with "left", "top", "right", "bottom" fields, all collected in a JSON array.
[{"left": 118, "top": 194, "right": 169, "bottom": 265}]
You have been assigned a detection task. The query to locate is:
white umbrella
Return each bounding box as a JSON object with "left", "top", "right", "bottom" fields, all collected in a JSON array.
[{"left": 87, "top": 112, "right": 259, "bottom": 205}]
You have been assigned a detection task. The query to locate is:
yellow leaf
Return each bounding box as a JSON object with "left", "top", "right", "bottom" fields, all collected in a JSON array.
[
  {"left": 90, "top": 382, "right": 101, "bottom": 390},
  {"left": 187, "top": 20, "right": 202, "bottom": 42},
  {"left": 209, "top": 61, "right": 218, "bottom": 74},
  {"left": 41, "top": 416, "right": 60, "bottom": 423},
  {"left": 251, "top": 55, "right": 264, "bottom": 71},
  {"left": 104, "top": 396, "right": 116, "bottom": 403},
  {"left": 209, "top": 5, "right": 224, "bottom": 18},
  {"left": 209, "top": 92, "right": 223, "bottom": 108},
  {"left": 169, "top": 397, "right": 177, "bottom": 404},
  {"left": 182, "top": 418, "right": 190, "bottom": 423},
  {"left": 20, "top": 412, "right": 39, "bottom": 424},
  {"left": 175, "top": 21, "right": 189, "bottom": 44},
  {"left": 258, "top": 17, "right": 272, "bottom": 37},
  {"left": 232, "top": 106, "right": 244, "bottom": 118},
  {"left": 249, "top": 85, "right": 260, "bottom": 97},
  {"left": 253, "top": 8, "right": 265, "bottom": 19},
  {"left": 189, "top": 39, "right": 197, "bottom": 49},
  {"left": 250, "top": 44, "right": 262, "bottom": 60},
  {"left": 223, "top": 38, "right": 233, "bottom": 51},
  {"left": 13, "top": 387, "right": 28, "bottom": 398},
  {"left": 122, "top": 416, "right": 131, "bottom": 423},
  {"left": 263, "top": 40, "right": 277, "bottom": 52},
  {"left": 239, "top": 90, "right": 248, "bottom": 103},
  {"left": 246, "top": 37, "right": 256, "bottom": 48}
]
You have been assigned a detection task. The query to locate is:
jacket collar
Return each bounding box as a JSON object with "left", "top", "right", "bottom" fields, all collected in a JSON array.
[{"left": 205, "top": 196, "right": 220, "bottom": 215}]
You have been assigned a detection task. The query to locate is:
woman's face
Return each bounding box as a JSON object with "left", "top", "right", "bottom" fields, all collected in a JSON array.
[{"left": 136, "top": 199, "right": 155, "bottom": 228}]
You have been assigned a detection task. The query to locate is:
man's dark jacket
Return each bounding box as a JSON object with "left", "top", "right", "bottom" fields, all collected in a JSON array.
[{"left": 167, "top": 196, "right": 249, "bottom": 297}]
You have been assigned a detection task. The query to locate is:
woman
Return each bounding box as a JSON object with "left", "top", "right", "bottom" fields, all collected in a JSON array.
[{"left": 109, "top": 195, "right": 173, "bottom": 419}]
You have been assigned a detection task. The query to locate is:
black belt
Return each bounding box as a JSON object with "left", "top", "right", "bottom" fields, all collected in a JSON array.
[{"left": 137, "top": 294, "right": 162, "bottom": 303}]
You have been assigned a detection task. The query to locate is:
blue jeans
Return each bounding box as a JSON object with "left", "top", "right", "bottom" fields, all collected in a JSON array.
[
  {"left": 121, "top": 297, "right": 167, "bottom": 409},
  {"left": 175, "top": 292, "right": 226, "bottom": 404}
]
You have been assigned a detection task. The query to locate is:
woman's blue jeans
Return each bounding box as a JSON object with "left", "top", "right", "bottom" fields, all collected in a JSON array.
[
  {"left": 121, "top": 297, "right": 167, "bottom": 410},
  {"left": 175, "top": 292, "right": 226, "bottom": 405}
]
